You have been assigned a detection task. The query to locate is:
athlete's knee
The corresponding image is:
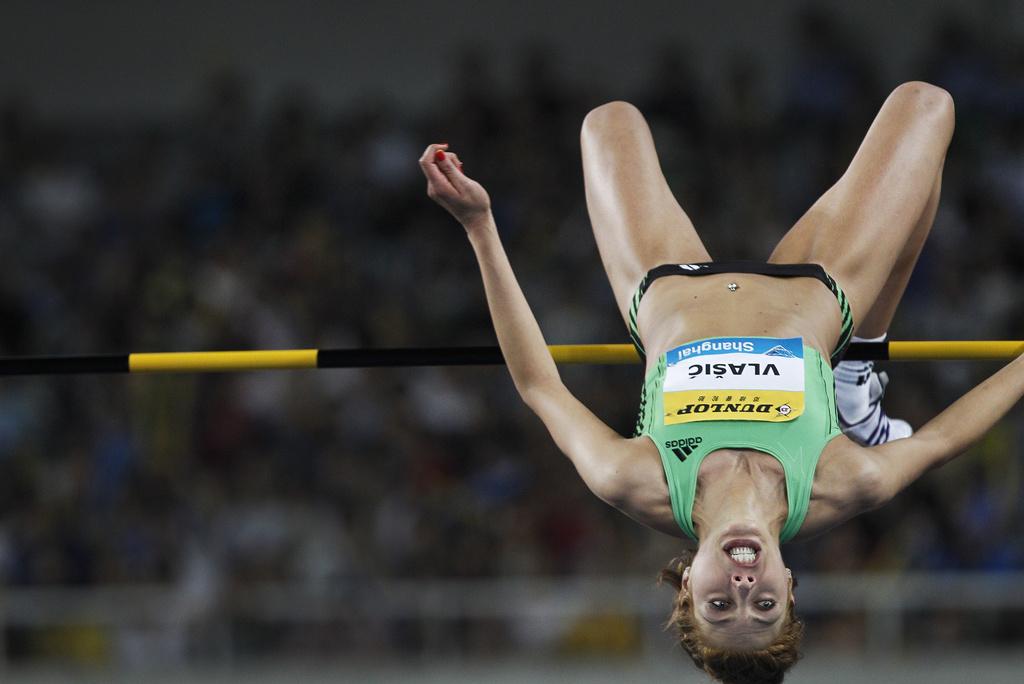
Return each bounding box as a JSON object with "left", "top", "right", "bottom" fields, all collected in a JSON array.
[
  {"left": 582, "top": 100, "right": 646, "bottom": 137},
  {"left": 890, "top": 81, "right": 955, "bottom": 129}
]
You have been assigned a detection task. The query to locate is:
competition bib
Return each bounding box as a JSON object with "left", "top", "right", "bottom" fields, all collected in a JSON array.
[{"left": 663, "top": 337, "right": 805, "bottom": 425}]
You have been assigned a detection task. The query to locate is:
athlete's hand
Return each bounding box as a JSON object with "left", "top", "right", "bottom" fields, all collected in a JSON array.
[{"left": 419, "top": 143, "right": 491, "bottom": 229}]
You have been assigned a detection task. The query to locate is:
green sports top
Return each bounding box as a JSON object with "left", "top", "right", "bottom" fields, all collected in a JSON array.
[{"left": 633, "top": 336, "right": 843, "bottom": 543}]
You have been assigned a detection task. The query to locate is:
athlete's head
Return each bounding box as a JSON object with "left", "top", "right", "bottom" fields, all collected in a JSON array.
[{"left": 659, "top": 545, "right": 802, "bottom": 684}]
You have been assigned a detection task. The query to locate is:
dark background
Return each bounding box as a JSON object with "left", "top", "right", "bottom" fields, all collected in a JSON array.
[{"left": 0, "top": 0, "right": 1022, "bottom": 673}]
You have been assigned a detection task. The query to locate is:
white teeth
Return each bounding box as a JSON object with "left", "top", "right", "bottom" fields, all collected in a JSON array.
[{"left": 729, "top": 547, "right": 757, "bottom": 564}]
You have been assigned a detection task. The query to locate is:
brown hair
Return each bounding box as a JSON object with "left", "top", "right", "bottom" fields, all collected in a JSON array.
[{"left": 658, "top": 550, "right": 803, "bottom": 684}]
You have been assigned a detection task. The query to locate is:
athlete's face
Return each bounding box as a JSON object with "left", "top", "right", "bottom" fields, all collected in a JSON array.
[{"left": 684, "top": 531, "right": 793, "bottom": 649}]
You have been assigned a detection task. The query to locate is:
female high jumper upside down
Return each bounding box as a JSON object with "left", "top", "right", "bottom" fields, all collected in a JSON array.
[{"left": 418, "top": 81, "right": 1022, "bottom": 684}]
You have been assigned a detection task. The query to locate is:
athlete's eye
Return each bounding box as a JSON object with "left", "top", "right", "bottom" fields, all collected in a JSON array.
[
  {"left": 710, "top": 600, "right": 730, "bottom": 610},
  {"left": 757, "top": 600, "right": 776, "bottom": 611}
]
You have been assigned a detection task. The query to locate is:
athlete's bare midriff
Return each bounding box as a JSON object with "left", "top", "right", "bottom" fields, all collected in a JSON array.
[{"left": 634, "top": 272, "right": 844, "bottom": 377}]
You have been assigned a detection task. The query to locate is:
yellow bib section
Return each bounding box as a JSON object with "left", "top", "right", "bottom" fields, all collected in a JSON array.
[{"left": 664, "top": 389, "right": 804, "bottom": 424}]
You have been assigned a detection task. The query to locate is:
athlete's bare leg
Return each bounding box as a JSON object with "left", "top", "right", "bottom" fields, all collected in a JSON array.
[
  {"left": 768, "top": 82, "right": 954, "bottom": 340},
  {"left": 830, "top": 152, "right": 945, "bottom": 445},
  {"left": 581, "top": 101, "right": 711, "bottom": 325},
  {"left": 854, "top": 164, "right": 943, "bottom": 337}
]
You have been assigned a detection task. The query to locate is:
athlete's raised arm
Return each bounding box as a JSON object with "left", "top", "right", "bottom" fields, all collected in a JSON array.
[
  {"left": 862, "top": 351, "right": 1024, "bottom": 507},
  {"left": 419, "top": 144, "right": 647, "bottom": 507}
]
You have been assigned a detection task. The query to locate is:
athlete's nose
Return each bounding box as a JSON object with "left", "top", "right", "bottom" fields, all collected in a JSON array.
[{"left": 733, "top": 574, "right": 756, "bottom": 589}]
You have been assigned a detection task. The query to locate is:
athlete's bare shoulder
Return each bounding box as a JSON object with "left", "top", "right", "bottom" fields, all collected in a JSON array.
[
  {"left": 795, "top": 434, "right": 879, "bottom": 539},
  {"left": 607, "top": 436, "right": 690, "bottom": 538}
]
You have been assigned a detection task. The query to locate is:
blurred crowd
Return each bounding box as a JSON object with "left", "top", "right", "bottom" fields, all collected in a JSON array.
[{"left": 0, "top": 8, "right": 1023, "bottom": 663}]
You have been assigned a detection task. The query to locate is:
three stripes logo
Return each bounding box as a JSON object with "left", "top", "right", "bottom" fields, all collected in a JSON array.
[
  {"left": 679, "top": 264, "right": 708, "bottom": 272},
  {"left": 666, "top": 436, "right": 703, "bottom": 462}
]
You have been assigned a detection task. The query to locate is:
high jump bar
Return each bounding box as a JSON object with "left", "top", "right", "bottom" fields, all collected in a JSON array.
[{"left": 0, "top": 341, "right": 1022, "bottom": 376}]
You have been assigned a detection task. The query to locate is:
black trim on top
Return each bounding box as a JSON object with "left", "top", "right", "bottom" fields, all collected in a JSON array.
[{"left": 641, "top": 261, "right": 836, "bottom": 288}]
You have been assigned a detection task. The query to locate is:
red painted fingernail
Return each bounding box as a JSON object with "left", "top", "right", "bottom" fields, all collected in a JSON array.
[
  {"left": 435, "top": 150, "right": 446, "bottom": 161},
  {"left": 458, "top": 164, "right": 465, "bottom": 174}
]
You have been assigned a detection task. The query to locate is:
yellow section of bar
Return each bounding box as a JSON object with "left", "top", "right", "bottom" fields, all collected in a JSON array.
[
  {"left": 888, "top": 341, "right": 1024, "bottom": 361},
  {"left": 549, "top": 344, "right": 639, "bottom": 364},
  {"left": 129, "top": 350, "right": 319, "bottom": 373}
]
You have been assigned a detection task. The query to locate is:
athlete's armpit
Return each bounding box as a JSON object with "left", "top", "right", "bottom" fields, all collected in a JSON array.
[
  {"left": 796, "top": 436, "right": 885, "bottom": 538},
  {"left": 524, "top": 382, "right": 681, "bottom": 534}
]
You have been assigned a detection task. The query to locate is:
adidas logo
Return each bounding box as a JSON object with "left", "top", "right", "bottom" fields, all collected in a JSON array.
[
  {"left": 679, "top": 264, "right": 708, "bottom": 271},
  {"left": 666, "top": 436, "right": 703, "bottom": 461}
]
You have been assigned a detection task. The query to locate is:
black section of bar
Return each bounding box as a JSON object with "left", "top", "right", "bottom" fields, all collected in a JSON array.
[
  {"left": 317, "top": 347, "right": 505, "bottom": 368},
  {"left": 842, "top": 341, "right": 889, "bottom": 361},
  {"left": 0, "top": 354, "right": 130, "bottom": 376}
]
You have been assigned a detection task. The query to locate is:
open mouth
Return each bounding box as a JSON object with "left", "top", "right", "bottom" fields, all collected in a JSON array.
[{"left": 723, "top": 539, "right": 761, "bottom": 567}]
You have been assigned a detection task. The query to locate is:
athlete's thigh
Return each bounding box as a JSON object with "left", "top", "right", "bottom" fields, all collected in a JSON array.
[
  {"left": 768, "top": 82, "right": 954, "bottom": 326},
  {"left": 581, "top": 101, "right": 710, "bottom": 323}
]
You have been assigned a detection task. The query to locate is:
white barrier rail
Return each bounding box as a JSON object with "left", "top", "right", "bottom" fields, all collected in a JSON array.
[{"left": 1, "top": 572, "right": 1022, "bottom": 662}]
